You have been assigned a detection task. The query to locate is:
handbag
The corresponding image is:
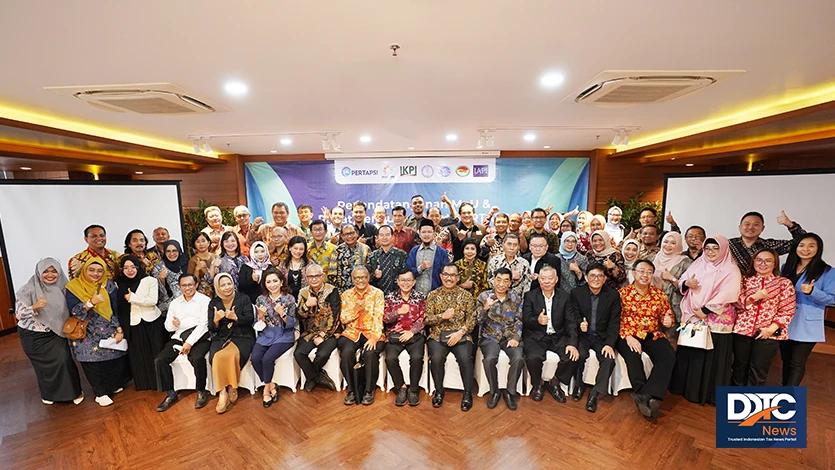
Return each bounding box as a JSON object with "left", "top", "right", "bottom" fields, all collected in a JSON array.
[
  {"left": 62, "top": 316, "right": 88, "bottom": 341},
  {"left": 677, "top": 320, "right": 714, "bottom": 350}
]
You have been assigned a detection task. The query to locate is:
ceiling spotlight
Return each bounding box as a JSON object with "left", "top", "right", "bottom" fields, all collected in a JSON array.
[
  {"left": 20, "top": 166, "right": 32, "bottom": 170},
  {"left": 543, "top": 145, "right": 551, "bottom": 149},
  {"left": 134, "top": 171, "right": 144, "bottom": 175},
  {"left": 685, "top": 163, "right": 695, "bottom": 167},
  {"left": 477, "top": 130, "right": 495, "bottom": 149},
  {"left": 328, "top": 134, "right": 342, "bottom": 152},
  {"left": 611, "top": 129, "right": 630, "bottom": 147},
  {"left": 193, "top": 139, "right": 200, "bottom": 153},
  {"left": 539, "top": 71, "right": 565, "bottom": 89},
  {"left": 408, "top": 146, "right": 415, "bottom": 150},
  {"left": 280, "top": 137, "right": 292, "bottom": 146},
  {"left": 224, "top": 80, "right": 248, "bottom": 96},
  {"left": 201, "top": 139, "right": 213, "bottom": 153},
  {"left": 445, "top": 133, "right": 458, "bottom": 142},
  {"left": 523, "top": 133, "right": 536, "bottom": 142},
  {"left": 359, "top": 134, "right": 372, "bottom": 144}
]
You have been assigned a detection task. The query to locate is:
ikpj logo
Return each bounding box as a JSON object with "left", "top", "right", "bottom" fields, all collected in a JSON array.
[
  {"left": 716, "top": 387, "right": 806, "bottom": 448},
  {"left": 400, "top": 165, "right": 417, "bottom": 176},
  {"left": 473, "top": 165, "right": 489, "bottom": 177}
]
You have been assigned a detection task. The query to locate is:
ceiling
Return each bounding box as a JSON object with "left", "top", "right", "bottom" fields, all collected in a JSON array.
[{"left": 1, "top": 1, "right": 834, "bottom": 156}]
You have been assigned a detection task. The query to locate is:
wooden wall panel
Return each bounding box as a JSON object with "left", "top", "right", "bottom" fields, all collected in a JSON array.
[{"left": 133, "top": 155, "right": 243, "bottom": 208}]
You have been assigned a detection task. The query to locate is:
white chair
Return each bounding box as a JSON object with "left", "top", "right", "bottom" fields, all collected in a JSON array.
[
  {"left": 524, "top": 351, "right": 571, "bottom": 395},
  {"left": 385, "top": 347, "right": 430, "bottom": 393},
  {"left": 171, "top": 353, "right": 209, "bottom": 392},
  {"left": 428, "top": 351, "right": 466, "bottom": 393},
  {"left": 300, "top": 347, "right": 344, "bottom": 391},
  {"left": 610, "top": 351, "right": 654, "bottom": 396},
  {"left": 474, "top": 348, "right": 525, "bottom": 397},
  {"left": 235, "top": 345, "right": 301, "bottom": 394}
]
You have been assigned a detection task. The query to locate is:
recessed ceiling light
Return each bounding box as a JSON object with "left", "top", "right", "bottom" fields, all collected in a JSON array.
[
  {"left": 134, "top": 171, "right": 144, "bottom": 175},
  {"left": 445, "top": 133, "right": 458, "bottom": 142},
  {"left": 223, "top": 80, "right": 248, "bottom": 96},
  {"left": 359, "top": 135, "right": 372, "bottom": 143},
  {"left": 685, "top": 163, "right": 695, "bottom": 167},
  {"left": 539, "top": 71, "right": 565, "bottom": 89},
  {"left": 543, "top": 145, "right": 551, "bottom": 149},
  {"left": 20, "top": 166, "right": 32, "bottom": 170},
  {"left": 408, "top": 146, "right": 415, "bottom": 150},
  {"left": 280, "top": 137, "right": 292, "bottom": 146},
  {"left": 523, "top": 133, "right": 537, "bottom": 142},
  {"left": 270, "top": 150, "right": 278, "bottom": 154}
]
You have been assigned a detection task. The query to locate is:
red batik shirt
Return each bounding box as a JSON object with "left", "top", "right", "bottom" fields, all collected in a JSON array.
[
  {"left": 618, "top": 284, "right": 671, "bottom": 340},
  {"left": 733, "top": 274, "right": 796, "bottom": 340},
  {"left": 383, "top": 289, "right": 426, "bottom": 337}
]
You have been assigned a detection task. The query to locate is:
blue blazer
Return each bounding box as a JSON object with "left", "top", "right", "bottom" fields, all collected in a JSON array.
[
  {"left": 406, "top": 244, "right": 449, "bottom": 291},
  {"left": 787, "top": 267, "right": 835, "bottom": 343}
]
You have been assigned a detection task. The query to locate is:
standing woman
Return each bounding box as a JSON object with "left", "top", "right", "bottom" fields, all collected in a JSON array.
[
  {"left": 589, "top": 214, "right": 607, "bottom": 235},
  {"left": 240, "top": 241, "right": 273, "bottom": 304},
  {"left": 123, "top": 229, "right": 159, "bottom": 273},
  {"left": 652, "top": 232, "right": 693, "bottom": 328},
  {"left": 15, "top": 258, "right": 83, "bottom": 405},
  {"left": 586, "top": 230, "right": 627, "bottom": 289},
  {"left": 455, "top": 238, "right": 488, "bottom": 298},
  {"left": 621, "top": 239, "right": 641, "bottom": 285},
  {"left": 557, "top": 231, "right": 587, "bottom": 292},
  {"left": 732, "top": 248, "right": 795, "bottom": 386},
  {"left": 115, "top": 255, "right": 165, "bottom": 391},
  {"left": 208, "top": 272, "right": 255, "bottom": 414},
  {"left": 605, "top": 206, "right": 625, "bottom": 245},
  {"left": 780, "top": 233, "right": 835, "bottom": 385},
  {"left": 252, "top": 268, "right": 297, "bottom": 407},
  {"left": 575, "top": 211, "right": 594, "bottom": 254},
  {"left": 66, "top": 258, "right": 130, "bottom": 406},
  {"left": 152, "top": 240, "right": 188, "bottom": 314},
  {"left": 188, "top": 232, "right": 218, "bottom": 297},
  {"left": 218, "top": 231, "right": 248, "bottom": 287},
  {"left": 280, "top": 236, "right": 309, "bottom": 300},
  {"left": 670, "top": 236, "right": 741, "bottom": 405}
]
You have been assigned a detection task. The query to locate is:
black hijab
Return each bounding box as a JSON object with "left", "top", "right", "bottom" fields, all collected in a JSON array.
[
  {"left": 115, "top": 255, "right": 147, "bottom": 332},
  {"left": 161, "top": 240, "right": 188, "bottom": 273}
]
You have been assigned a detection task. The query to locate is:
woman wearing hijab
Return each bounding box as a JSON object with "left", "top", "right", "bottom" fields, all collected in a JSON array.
[
  {"left": 123, "top": 229, "right": 159, "bottom": 273},
  {"left": 218, "top": 231, "right": 249, "bottom": 287},
  {"left": 575, "top": 211, "right": 594, "bottom": 254},
  {"left": 15, "top": 258, "right": 83, "bottom": 405},
  {"left": 621, "top": 239, "right": 641, "bottom": 285},
  {"left": 188, "top": 232, "right": 218, "bottom": 297},
  {"left": 66, "top": 257, "right": 130, "bottom": 407},
  {"left": 253, "top": 268, "right": 297, "bottom": 407},
  {"left": 652, "top": 232, "right": 693, "bottom": 329},
  {"left": 557, "top": 231, "right": 587, "bottom": 292},
  {"left": 605, "top": 206, "right": 625, "bottom": 245},
  {"left": 589, "top": 214, "right": 607, "bottom": 234},
  {"left": 208, "top": 272, "right": 255, "bottom": 414},
  {"left": 586, "top": 230, "right": 627, "bottom": 289},
  {"left": 116, "top": 255, "right": 165, "bottom": 391},
  {"left": 669, "top": 236, "right": 742, "bottom": 405},
  {"left": 152, "top": 240, "right": 188, "bottom": 314},
  {"left": 279, "top": 236, "right": 309, "bottom": 300},
  {"left": 240, "top": 240, "right": 273, "bottom": 303}
]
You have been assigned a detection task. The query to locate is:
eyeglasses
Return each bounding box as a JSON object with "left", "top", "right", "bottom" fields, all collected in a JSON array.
[
  {"left": 634, "top": 270, "right": 654, "bottom": 276},
  {"left": 440, "top": 272, "right": 459, "bottom": 278},
  {"left": 307, "top": 273, "right": 324, "bottom": 278},
  {"left": 587, "top": 273, "right": 606, "bottom": 279},
  {"left": 754, "top": 258, "right": 775, "bottom": 264}
]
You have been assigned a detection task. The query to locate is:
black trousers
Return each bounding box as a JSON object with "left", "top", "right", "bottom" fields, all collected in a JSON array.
[
  {"left": 780, "top": 339, "right": 816, "bottom": 386},
  {"left": 154, "top": 337, "right": 211, "bottom": 392},
  {"left": 523, "top": 334, "right": 576, "bottom": 387},
  {"left": 337, "top": 336, "right": 384, "bottom": 394},
  {"left": 427, "top": 338, "right": 474, "bottom": 394},
  {"left": 385, "top": 334, "right": 426, "bottom": 391},
  {"left": 616, "top": 335, "right": 675, "bottom": 400},
  {"left": 576, "top": 334, "right": 615, "bottom": 395},
  {"left": 731, "top": 334, "right": 779, "bottom": 386},
  {"left": 479, "top": 338, "right": 524, "bottom": 396},
  {"left": 80, "top": 356, "right": 130, "bottom": 397},
  {"left": 294, "top": 336, "right": 338, "bottom": 383}
]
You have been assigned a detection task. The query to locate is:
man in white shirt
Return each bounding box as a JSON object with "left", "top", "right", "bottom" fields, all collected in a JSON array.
[{"left": 154, "top": 274, "right": 212, "bottom": 412}]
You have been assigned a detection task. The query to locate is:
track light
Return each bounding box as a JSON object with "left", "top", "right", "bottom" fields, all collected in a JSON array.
[{"left": 476, "top": 130, "right": 495, "bottom": 149}]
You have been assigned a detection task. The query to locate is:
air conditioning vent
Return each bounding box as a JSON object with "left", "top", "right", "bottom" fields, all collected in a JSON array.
[
  {"left": 44, "top": 83, "right": 215, "bottom": 114},
  {"left": 573, "top": 70, "right": 744, "bottom": 106}
]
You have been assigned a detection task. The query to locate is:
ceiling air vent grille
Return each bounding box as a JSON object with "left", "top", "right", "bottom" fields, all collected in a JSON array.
[
  {"left": 43, "top": 83, "right": 215, "bottom": 114},
  {"left": 571, "top": 71, "right": 745, "bottom": 106}
]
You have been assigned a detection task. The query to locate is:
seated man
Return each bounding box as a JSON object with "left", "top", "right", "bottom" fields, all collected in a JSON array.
[
  {"left": 617, "top": 259, "right": 676, "bottom": 420},
  {"left": 337, "top": 267, "right": 385, "bottom": 405},
  {"left": 569, "top": 263, "right": 621, "bottom": 413},
  {"left": 294, "top": 263, "right": 341, "bottom": 392},
  {"left": 424, "top": 264, "right": 476, "bottom": 411},
  {"left": 522, "top": 266, "right": 577, "bottom": 403},
  {"left": 154, "top": 274, "right": 212, "bottom": 412},
  {"left": 476, "top": 268, "right": 524, "bottom": 410},
  {"left": 383, "top": 269, "right": 426, "bottom": 406}
]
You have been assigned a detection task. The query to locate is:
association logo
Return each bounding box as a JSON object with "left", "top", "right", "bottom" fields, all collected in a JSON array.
[
  {"left": 421, "top": 165, "right": 434, "bottom": 178},
  {"left": 716, "top": 387, "right": 806, "bottom": 448},
  {"left": 341, "top": 167, "right": 378, "bottom": 177},
  {"left": 455, "top": 165, "right": 470, "bottom": 177},
  {"left": 439, "top": 166, "right": 452, "bottom": 177},
  {"left": 400, "top": 165, "right": 417, "bottom": 177},
  {"left": 341, "top": 167, "right": 352, "bottom": 177},
  {"left": 473, "top": 165, "right": 489, "bottom": 177}
]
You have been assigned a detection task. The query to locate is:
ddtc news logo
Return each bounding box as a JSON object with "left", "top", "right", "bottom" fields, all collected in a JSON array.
[{"left": 716, "top": 387, "right": 806, "bottom": 448}]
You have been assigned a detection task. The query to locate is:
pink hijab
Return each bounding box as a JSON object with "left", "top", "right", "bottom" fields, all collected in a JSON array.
[
  {"left": 678, "top": 235, "right": 741, "bottom": 322},
  {"left": 652, "top": 232, "right": 686, "bottom": 288}
]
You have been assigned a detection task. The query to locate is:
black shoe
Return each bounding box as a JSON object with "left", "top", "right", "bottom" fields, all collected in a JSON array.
[
  {"left": 317, "top": 371, "right": 337, "bottom": 391},
  {"left": 361, "top": 391, "right": 375, "bottom": 406},
  {"left": 262, "top": 390, "right": 278, "bottom": 408},
  {"left": 571, "top": 383, "right": 585, "bottom": 401},
  {"left": 487, "top": 391, "right": 501, "bottom": 409},
  {"left": 531, "top": 384, "right": 544, "bottom": 401},
  {"left": 633, "top": 393, "right": 652, "bottom": 419},
  {"left": 432, "top": 391, "right": 444, "bottom": 408},
  {"left": 461, "top": 392, "right": 473, "bottom": 412},
  {"left": 344, "top": 391, "right": 357, "bottom": 406},
  {"left": 648, "top": 398, "right": 661, "bottom": 418},
  {"left": 504, "top": 391, "right": 518, "bottom": 411},
  {"left": 303, "top": 378, "right": 317, "bottom": 392},
  {"left": 548, "top": 381, "right": 566, "bottom": 403},
  {"left": 407, "top": 389, "right": 420, "bottom": 406},
  {"left": 585, "top": 391, "right": 599, "bottom": 413},
  {"left": 156, "top": 392, "right": 178, "bottom": 412},
  {"left": 194, "top": 391, "right": 209, "bottom": 409},
  {"left": 395, "top": 387, "right": 408, "bottom": 406}
]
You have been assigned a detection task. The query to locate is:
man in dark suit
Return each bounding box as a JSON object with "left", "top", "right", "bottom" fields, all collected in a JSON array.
[
  {"left": 523, "top": 232, "right": 561, "bottom": 292},
  {"left": 568, "top": 263, "right": 621, "bottom": 412},
  {"left": 522, "top": 265, "right": 579, "bottom": 403}
]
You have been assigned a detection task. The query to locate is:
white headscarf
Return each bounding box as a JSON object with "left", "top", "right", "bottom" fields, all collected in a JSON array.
[{"left": 605, "top": 206, "right": 625, "bottom": 245}]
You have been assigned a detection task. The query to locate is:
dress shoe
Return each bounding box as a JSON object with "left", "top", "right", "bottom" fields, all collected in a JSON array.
[
  {"left": 461, "top": 392, "right": 473, "bottom": 412},
  {"left": 156, "top": 392, "right": 178, "bottom": 412},
  {"left": 585, "top": 391, "right": 599, "bottom": 413},
  {"left": 548, "top": 382, "right": 566, "bottom": 403},
  {"left": 361, "top": 391, "right": 375, "bottom": 405},
  {"left": 395, "top": 387, "right": 408, "bottom": 406},
  {"left": 648, "top": 398, "right": 661, "bottom": 418},
  {"left": 228, "top": 387, "right": 238, "bottom": 404},
  {"left": 487, "top": 391, "right": 501, "bottom": 409},
  {"left": 194, "top": 391, "right": 209, "bottom": 409},
  {"left": 317, "top": 371, "right": 337, "bottom": 391},
  {"left": 571, "top": 383, "right": 585, "bottom": 401},
  {"left": 262, "top": 390, "right": 278, "bottom": 408},
  {"left": 407, "top": 389, "right": 420, "bottom": 406},
  {"left": 344, "top": 391, "right": 357, "bottom": 405},
  {"left": 633, "top": 393, "right": 653, "bottom": 419},
  {"left": 303, "top": 379, "right": 317, "bottom": 392},
  {"left": 504, "top": 391, "right": 518, "bottom": 411},
  {"left": 531, "top": 384, "right": 544, "bottom": 402},
  {"left": 432, "top": 391, "right": 444, "bottom": 408}
]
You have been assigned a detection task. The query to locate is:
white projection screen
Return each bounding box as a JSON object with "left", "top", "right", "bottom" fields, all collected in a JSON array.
[
  {"left": 663, "top": 171, "right": 835, "bottom": 265},
  {"left": 0, "top": 181, "right": 184, "bottom": 301}
]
